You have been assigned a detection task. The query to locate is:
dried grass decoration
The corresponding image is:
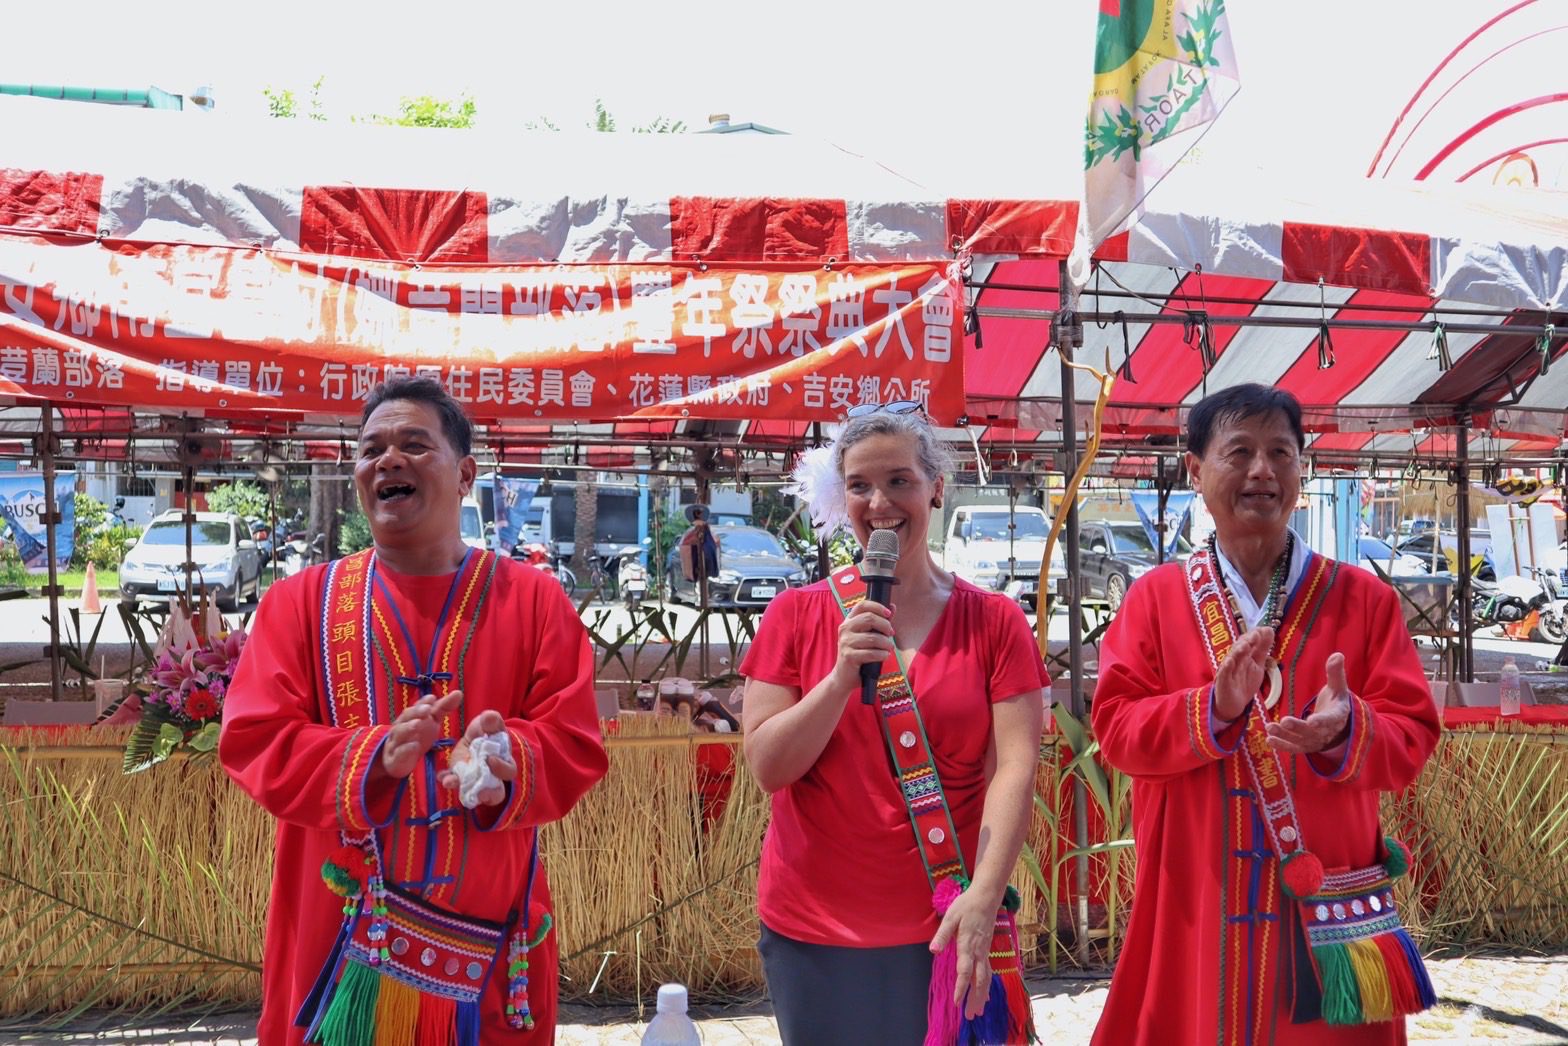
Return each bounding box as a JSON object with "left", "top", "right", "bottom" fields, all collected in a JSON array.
[{"left": 122, "top": 596, "right": 247, "bottom": 773}]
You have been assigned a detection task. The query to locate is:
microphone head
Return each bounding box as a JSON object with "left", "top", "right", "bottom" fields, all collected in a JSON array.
[{"left": 862, "top": 529, "right": 901, "bottom": 578}]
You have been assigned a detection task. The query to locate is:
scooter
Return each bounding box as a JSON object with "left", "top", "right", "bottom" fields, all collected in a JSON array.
[
  {"left": 616, "top": 545, "right": 649, "bottom": 611},
  {"left": 280, "top": 533, "right": 327, "bottom": 578},
  {"left": 516, "top": 542, "right": 574, "bottom": 596}
]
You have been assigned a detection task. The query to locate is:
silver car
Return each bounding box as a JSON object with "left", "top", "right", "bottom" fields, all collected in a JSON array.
[{"left": 119, "top": 511, "right": 262, "bottom": 611}]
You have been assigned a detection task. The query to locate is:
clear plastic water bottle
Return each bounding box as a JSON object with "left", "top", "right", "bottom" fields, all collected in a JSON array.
[
  {"left": 1499, "top": 656, "right": 1521, "bottom": 716},
  {"left": 641, "top": 983, "right": 701, "bottom": 1046}
]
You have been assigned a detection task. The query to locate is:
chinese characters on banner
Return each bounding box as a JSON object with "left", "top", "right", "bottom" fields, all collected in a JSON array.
[{"left": 0, "top": 239, "right": 965, "bottom": 423}]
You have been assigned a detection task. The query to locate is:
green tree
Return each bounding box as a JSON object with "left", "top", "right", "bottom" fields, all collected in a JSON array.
[
  {"left": 369, "top": 94, "right": 477, "bottom": 129},
  {"left": 264, "top": 76, "right": 326, "bottom": 121},
  {"left": 529, "top": 99, "right": 685, "bottom": 134},
  {"left": 339, "top": 503, "right": 373, "bottom": 554},
  {"left": 206, "top": 480, "right": 271, "bottom": 521}
]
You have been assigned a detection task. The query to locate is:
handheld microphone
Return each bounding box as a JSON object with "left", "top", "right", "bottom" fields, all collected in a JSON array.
[{"left": 859, "top": 529, "right": 901, "bottom": 705}]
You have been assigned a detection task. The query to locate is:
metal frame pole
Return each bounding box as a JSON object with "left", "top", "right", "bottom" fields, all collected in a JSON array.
[
  {"left": 41, "top": 406, "right": 62, "bottom": 702},
  {"left": 1455, "top": 418, "right": 1474, "bottom": 682},
  {"left": 1056, "top": 260, "right": 1092, "bottom": 964}
]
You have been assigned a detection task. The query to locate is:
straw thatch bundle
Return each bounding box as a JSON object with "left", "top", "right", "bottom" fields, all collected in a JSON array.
[
  {"left": 0, "top": 727, "right": 267, "bottom": 1023},
  {"left": 2, "top": 721, "right": 1564, "bottom": 1026},
  {"left": 544, "top": 716, "right": 768, "bottom": 1002},
  {"left": 1387, "top": 723, "right": 1568, "bottom": 950}
]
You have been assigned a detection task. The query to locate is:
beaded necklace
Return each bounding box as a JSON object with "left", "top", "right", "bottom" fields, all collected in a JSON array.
[{"left": 1209, "top": 531, "right": 1294, "bottom": 708}]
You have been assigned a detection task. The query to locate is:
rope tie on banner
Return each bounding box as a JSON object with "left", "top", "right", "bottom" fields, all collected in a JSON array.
[
  {"left": 1428, "top": 322, "right": 1453, "bottom": 371},
  {"left": 1183, "top": 311, "right": 1216, "bottom": 373},
  {"left": 1315, "top": 278, "right": 1336, "bottom": 370},
  {"left": 959, "top": 249, "right": 983, "bottom": 350},
  {"left": 1538, "top": 322, "right": 1555, "bottom": 376}
]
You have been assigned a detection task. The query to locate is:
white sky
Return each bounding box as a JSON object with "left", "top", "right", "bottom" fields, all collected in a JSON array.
[{"left": 0, "top": 0, "right": 1513, "bottom": 183}]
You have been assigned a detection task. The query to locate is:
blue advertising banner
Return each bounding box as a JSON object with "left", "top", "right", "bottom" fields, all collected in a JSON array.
[
  {"left": 0, "top": 472, "right": 76, "bottom": 571},
  {"left": 491, "top": 476, "right": 539, "bottom": 556},
  {"left": 1131, "top": 490, "right": 1194, "bottom": 559}
]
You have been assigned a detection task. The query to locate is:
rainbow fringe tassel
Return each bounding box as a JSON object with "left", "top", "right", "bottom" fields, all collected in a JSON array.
[
  {"left": 1298, "top": 842, "right": 1436, "bottom": 1026},
  {"left": 303, "top": 957, "right": 481, "bottom": 1046},
  {"left": 925, "top": 878, "right": 1038, "bottom": 1046}
]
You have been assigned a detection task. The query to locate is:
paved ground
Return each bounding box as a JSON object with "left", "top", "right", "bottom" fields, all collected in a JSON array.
[{"left": 10, "top": 953, "right": 1566, "bottom": 1044}]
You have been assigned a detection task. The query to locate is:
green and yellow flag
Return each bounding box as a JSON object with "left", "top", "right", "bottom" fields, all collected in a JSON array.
[{"left": 1084, "top": 0, "right": 1240, "bottom": 246}]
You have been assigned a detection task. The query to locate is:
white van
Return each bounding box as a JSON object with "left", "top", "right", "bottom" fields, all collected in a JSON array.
[
  {"left": 460, "top": 496, "right": 487, "bottom": 550},
  {"left": 942, "top": 505, "right": 1063, "bottom": 607}
]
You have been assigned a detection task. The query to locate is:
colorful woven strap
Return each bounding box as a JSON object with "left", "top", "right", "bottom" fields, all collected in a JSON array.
[{"left": 826, "top": 565, "right": 965, "bottom": 889}]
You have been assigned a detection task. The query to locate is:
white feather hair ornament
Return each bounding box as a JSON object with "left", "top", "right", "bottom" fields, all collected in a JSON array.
[{"left": 785, "top": 444, "right": 850, "bottom": 536}]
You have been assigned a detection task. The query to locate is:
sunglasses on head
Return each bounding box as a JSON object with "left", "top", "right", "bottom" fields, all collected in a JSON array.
[{"left": 844, "top": 400, "right": 926, "bottom": 419}]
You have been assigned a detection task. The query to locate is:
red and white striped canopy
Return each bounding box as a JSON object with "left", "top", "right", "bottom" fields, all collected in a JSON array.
[{"left": 1, "top": 94, "right": 1564, "bottom": 451}]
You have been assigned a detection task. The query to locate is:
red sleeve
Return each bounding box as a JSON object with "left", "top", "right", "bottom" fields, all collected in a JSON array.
[
  {"left": 986, "top": 592, "right": 1052, "bottom": 702},
  {"left": 478, "top": 570, "right": 609, "bottom": 832},
  {"left": 1091, "top": 572, "right": 1240, "bottom": 782},
  {"left": 1305, "top": 578, "right": 1440, "bottom": 790},
  {"left": 219, "top": 572, "right": 397, "bottom": 833},
  {"left": 738, "top": 587, "right": 805, "bottom": 690}
]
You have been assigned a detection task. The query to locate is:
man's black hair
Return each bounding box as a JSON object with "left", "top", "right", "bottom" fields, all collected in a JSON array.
[
  {"left": 1186, "top": 383, "right": 1305, "bottom": 458},
  {"left": 360, "top": 376, "right": 473, "bottom": 457}
]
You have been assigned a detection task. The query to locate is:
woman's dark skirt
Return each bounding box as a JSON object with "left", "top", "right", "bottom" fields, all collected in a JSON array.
[{"left": 758, "top": 920, "right": 933, "bottom": 1046}]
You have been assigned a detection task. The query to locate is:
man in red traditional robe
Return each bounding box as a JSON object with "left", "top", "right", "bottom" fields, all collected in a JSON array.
[
  {"left": 221, "top": 377, "right": 608, "bottom": 1044},
  {"left": 1091, "top": 385, "right": 1440, "bottom": 1046}
]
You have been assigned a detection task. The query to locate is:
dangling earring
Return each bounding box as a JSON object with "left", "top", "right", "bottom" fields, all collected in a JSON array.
[{"left": 931, "top": 498, "right": 942, "bottom": 508}]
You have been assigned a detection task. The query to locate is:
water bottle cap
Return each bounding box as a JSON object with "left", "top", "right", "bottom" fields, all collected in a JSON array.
[{"left": 656, "top": 983, "right": 688, "bottom": 1014}]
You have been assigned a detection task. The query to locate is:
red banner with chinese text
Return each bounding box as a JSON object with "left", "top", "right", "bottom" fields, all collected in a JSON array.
[{"left": 0, "top": 238, "right": 963, "bottom": 423}]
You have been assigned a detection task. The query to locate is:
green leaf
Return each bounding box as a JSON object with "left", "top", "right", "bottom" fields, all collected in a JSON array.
[
  {"left": 122, "top": 719, "right": 171, "bottom": 774},
  {"left": 187, "top": 720, "right": 220, "bottom": 753}
]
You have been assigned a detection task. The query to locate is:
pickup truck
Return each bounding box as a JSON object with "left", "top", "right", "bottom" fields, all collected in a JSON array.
[{"left": 942, "top": 505, "right": 1063, "bottom": 609}]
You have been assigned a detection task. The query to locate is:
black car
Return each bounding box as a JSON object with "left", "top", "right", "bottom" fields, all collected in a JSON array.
[
  {"left": 665, "top": 525, "right": 808, "bottom": 607},
  {"left": 1079, "top": 520, "right": 1192, "bottom": 611}
]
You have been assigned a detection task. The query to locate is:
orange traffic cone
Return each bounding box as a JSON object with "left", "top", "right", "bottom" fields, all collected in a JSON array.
[{"left": 81, "top": 561, "right": 103, "bottom": 615}]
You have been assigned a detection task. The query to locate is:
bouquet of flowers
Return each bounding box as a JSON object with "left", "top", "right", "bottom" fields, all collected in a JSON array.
[{"left": 122, "top": 602, "right": 248, "bottom": 774}]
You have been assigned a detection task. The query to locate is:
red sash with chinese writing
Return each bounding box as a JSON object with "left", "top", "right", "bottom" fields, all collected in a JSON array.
[
  {"left": 826, "top": 566, "right": 1036, "bottom": 1046},
  {"left": 1184, "top": 548, "right": 1433, "bottom": 1037}
]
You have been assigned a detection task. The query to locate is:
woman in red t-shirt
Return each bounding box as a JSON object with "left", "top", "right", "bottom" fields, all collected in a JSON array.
[{"left": 739, "top": 408, "right": 1048, "bottom": 1045}]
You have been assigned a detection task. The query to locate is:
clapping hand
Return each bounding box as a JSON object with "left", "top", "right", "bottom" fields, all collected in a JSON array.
[
  {"left": 439, "top": 709, "right": 518, "bottom": 807},
  {"left": 1213, "top": 627, "right": 1274, "bottom": 721},
  {"left": 1266, "top": 652, "right": 1352, "bottom": 754},
  {"left": 380, "top": 691, "right": 464, "bottom": 780}
]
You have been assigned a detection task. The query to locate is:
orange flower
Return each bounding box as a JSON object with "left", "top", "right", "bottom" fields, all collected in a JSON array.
[{"left": 185, "top": 689, "right": 218, "bottom": 721}]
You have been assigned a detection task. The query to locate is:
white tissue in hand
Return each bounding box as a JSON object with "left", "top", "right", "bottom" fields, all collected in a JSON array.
[{"left": 453, "top": 731, "right": 512, "bottom": 809}]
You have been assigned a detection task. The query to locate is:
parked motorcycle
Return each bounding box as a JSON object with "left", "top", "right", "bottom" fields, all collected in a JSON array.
[
  {"left": 616, "top": 545, "right": 649, "bottom": 611},
  {"left": 515, "top": 541, "right": 575, "bottom": 597},
  {"left": 1470, "top": 566, "right": 1566, "bottom": 644},
  {"left": 1496, "top": 565, "right": 1567, "bottom": 645},
  {"left": 280, "top": 532, "right": 327, "bottom": 578}
]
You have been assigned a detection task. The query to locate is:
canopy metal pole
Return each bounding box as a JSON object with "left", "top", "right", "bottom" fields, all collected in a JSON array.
[
  {"left": 1056, "top": 260, "right": 1092, "bottom": 965},
  {"left": 978, "top": 305, "right": 1563, "bottom": 339},
  {"left": 40, "top": 406, "right": 62, "bottom": 703},
  {"left": 1455, "top": 418, "right": 1474, "bottom": 682}
]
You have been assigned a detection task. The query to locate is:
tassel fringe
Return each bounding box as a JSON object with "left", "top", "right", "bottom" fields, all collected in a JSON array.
[
  {"left": 1312, "top": 926, "right": 1436, "bottom": 1026},
  {"left": 308, "top": 959, "right": 484, "bottom": 1046},
  {"left": 413, "top": 994, "right": 456, "bottom": 1046},
  {"left": 924, "top": 878, "right": 1037, "bottom": 1045},
  {"left": 314, "top": 959, "right": 382, "bottom": 1046},
  {"left": 371, "top": 974, "right": 419, "bottom": 1046}
]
